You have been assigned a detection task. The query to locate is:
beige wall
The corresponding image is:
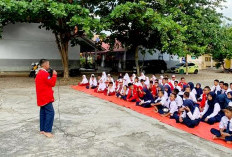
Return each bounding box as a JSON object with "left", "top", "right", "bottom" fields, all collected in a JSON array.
[{"left": 179, "top": 54, "right": 216, "bottom": 70}]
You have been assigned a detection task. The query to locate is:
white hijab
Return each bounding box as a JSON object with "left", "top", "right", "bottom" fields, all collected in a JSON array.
[
  {"left": 89, "top": 74, "right": 97, "bottom": 86},
  {"left": 101, "top": 72, "right": 107, "bottom": 82},
  {"left": 98, "top": 79, "right": 106, "bottom": 90},
  {"left": 139, "top": 72, "right": 146, "bottom": 81},
  {"left": 81, "top": 75, "right": 88, "bottom": 84}
]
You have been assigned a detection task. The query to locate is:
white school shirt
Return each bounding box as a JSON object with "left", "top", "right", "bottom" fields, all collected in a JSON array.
[
  {"left": 98, "top": 82, "right": 106, "bottom": 91},
  {"left": 89, "top": 78, "right": 97, "bottom": 86},
  {"left": 189, "top": 92, "right": 197, "bottom": 103},
  {"left": 219, "top": 116, "right": 232, "bottom": 131},
  {"left": 155, "top": 96, "right": 166, "bottom": 106},
  {"left": 200, "top": 101, "right": 221, "bottom": 119},
  {"left": 181, "top": 107, "right": 200, "bottom": 120},
  {"left": 225, "top": 89, "right": 232, "bottom": 95},
  {"left": 176, "top": 95, "right": 183, "bottom": 107},
  {"left": 229, "top": 102, "right": 232, "bottom": 107},
  {"left": 164, "top": 91, "right": 168, "bottom": 100},
  {"left": 165, "top": 99, "right": 178, "bottom": 114},
  {"left": 170, "top": 79, "right": 178, "bottom": 87},
  {"left": 192, "top": 88, "right": 197, "bottom": 95},
  {"left": 211, "top": 85, "right": 221, "bottom": 94},
  {"left": 81, "top": 77, "right": 88, "bottom": 84}
]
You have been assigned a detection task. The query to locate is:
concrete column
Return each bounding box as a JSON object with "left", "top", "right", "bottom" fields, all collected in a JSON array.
[
  {"left": 118, "top": 59, "right": 122, "bottom": 69},
  {"left": 123, "top": 51, "right": 126, "bottom": 69},
  {"left": 101, "top": 54, "right": 105, "bottom": 67}
]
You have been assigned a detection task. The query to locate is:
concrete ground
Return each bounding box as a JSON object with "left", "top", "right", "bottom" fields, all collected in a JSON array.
[{"left": 0, "top": 70, "right": 232, "bottom": 156}]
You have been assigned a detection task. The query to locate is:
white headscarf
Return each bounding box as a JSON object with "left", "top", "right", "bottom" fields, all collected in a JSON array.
[
  {"left": 81, "top": 75, "right": 88, "bottom": 84},
  {"left": 98, "top": 79, "right": 106, "bottom": 91},
  {"left": 123, "top": 73, "right": 131, "bottom": 86},
  {"left": 144, "top": 77, "right": 150, "bottom": 87},
  {"left": 139, "top": 72, "right": 146, "bottom": 81},
  {"left": 101, "top": 72, "right": 107, "bottom": 82},
  {"left": 89, "top": 74, "right": 97, "bottom": 86}
]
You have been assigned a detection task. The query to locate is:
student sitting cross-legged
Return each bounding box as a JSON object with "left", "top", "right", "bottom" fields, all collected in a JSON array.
[
  {"left": 117, "top": 85, "right": 128, "bottom": 100},
  {"left": 176, "top": 92, "right": 201, "bottom": 128},
  {"left": 151, "top": 90, "right": 167, "bottom": 113},
  {"left": 126, "top": 83, "right": 139, "bottom": 102},
  {"left": 136, "top": 88, "right": 155, "bottom": 108},
  {"left": 210, "top": 106, "right": 232, "bottom": 144},
  {"left": 200, "top": 92, "right": 222, "bottom": 125},
  {"left": 104, "top": 82, "right": 116, "bottom": 96},
  {"left": 160, "top": 93, "right": 179, "bottom": 119}
]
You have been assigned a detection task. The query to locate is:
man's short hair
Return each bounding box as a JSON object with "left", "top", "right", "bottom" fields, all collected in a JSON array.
[
  {"left": 224, "top": 83, "right": 229, "bottom": 87},
  {"left": 214, "top": 79, "right": 219, "bottom": 83},
  {"left": 39, "top": 59, "right": 49, "bottom": 66},
  {"left": 184, "top": 92, "right": 190, "bottom": 98},
  {"left": 204, "top": 86, "right": 211, "bottom": 90},
  {"left": 174, "top": 80, "right": 178, "bottom": 84},
  {"left": 219, "top": 81, "right": 224, "bottom": 84}
]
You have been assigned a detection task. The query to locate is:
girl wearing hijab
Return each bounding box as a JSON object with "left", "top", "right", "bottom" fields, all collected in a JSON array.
[
  {"left": 139, "top": 72, "right": 146, "bottom": 81},
  {"left": 164, "top": 85, "right": 171, "bottom": 98},
  {"left": 123, "top": 73, "right": 131, "bottom": 86},
  {"left": 136, "top": 88, "right": 155, "bottom": 108},
  {"left": 193, "top": 83, "right": 203, "bottom": 100},
  {"left": 87, "top": 74, "right": 97, "bottom": 89},
  {"left": 101, "top": 72, "right": 107, "bottom": 82},
  {"left": 104, "top": 82, "right": 116, "bottom": 96},
  {"left": 78, "top": 75, "right": 89, "bottom": 86},
  {"left": 144, "top": 77, "right": 150, "bottom": 87},
  {"left": 94, "top": 78, "right": 106, "bottom": 93},
  {"left": 176, "top": 99, "right": 201, "bottom": 128},
  {"left": 200, "top": 92, "right": 222, "bottom": 125}
]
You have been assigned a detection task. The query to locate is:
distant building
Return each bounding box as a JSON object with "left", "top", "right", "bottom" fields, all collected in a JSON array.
[{"left": 184, "top": 54, "right": 216, "bottom": 70}]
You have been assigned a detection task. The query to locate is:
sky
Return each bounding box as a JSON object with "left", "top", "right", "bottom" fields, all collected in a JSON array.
[{"left": 217, "top": 0, "right": 232, "bottom": 23}]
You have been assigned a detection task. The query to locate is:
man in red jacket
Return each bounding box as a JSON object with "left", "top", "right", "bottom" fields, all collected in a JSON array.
[{"left": 35, "top": 59, "right": 57, "bottom": 138}]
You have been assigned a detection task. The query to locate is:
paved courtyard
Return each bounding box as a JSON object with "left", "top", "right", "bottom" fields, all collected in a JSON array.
[{"left": 0, "top": 70, "right": 232, "bottom": 156}]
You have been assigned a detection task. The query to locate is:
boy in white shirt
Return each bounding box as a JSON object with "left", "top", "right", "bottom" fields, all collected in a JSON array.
[
  {"left": 162, "top": 93, "right": 179, "bottom": 119},
  {"left": 211, "top": 79, "right": 221, "bottom": 95}
]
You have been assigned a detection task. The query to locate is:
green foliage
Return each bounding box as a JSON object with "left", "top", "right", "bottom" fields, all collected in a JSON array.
[
  {"left": 0, "top": 0, "right": 100, "bottom": 42},
  {"left": 103, "top": 1, "right": 185, "bottom": 54},
  {"left": 210, "top": 25, "right": 232, "bottom": 68}
]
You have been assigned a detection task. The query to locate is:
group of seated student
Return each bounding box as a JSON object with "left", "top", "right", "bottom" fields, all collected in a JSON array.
[{"left": 78, "top": 72, "right": 232, "bottom": 144}]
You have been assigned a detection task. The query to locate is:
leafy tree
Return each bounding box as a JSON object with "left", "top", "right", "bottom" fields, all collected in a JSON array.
[
  {"left": 156, "top": 0, "right": 226, "bottom": 74},
  {"left": 103, "top": 1, "right": 185, "bottom": 75},
  {"left": 210, "top": 25, "right": 232, "bottom": 70},
  {"left": 0, "top": 0, "right": 100, "bottom": 79}
]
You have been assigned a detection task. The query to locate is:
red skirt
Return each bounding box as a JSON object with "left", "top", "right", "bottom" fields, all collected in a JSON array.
[{"left": 78, "top": 83, "right": 89, "bottom": 86}]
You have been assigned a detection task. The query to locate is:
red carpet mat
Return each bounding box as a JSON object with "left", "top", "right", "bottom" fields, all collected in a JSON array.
[{"left": 71, "top": 85, "right": 232, "bottom": 149}]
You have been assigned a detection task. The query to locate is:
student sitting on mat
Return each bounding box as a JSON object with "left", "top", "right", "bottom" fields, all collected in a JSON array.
[
  {"left": 174, "top": 81, "right": 182, "bottom": 94},
  {"left": 210, "top": 106, "right": 232, "bottom": 144},
  {"left": 193, "top": 83, "right": 203, "bottom": 100},
  {"left": 200, "top": 92, "right": 222, "bottom": 125},
  {"left": 173, "top": 89, "right": 183, "bottom": 109},
  {"left": 126, "top": 83, "right": 139, "bottom": 102},
  {"left": 116, "top": 79, "right": 123, "bottom": 94},
  {"left": 161, "top": 93, "right": 178, "bottom": 119},
  {"left": 94, "top": 79, "right": 106, "bottom": 93},
  {"left": 117, "top": 85, "right": 129, "bottom": 100},
  {"left": 164, "top": 85, "right": 171, "bottom": 98},
  {"left": 87, "top": 74, "right": 97, "bottom": 89},
  {"left": 185, "top": 86, "right": 197, "bottom": 103},
  {"left": 152, "top": 90, "right": 167, "bottom": 113},
  {"left": 104, "top": 82, "right": 115, "bottom": 96},
  {"left": 136, "top": 88, "right": 155, "bottom": 108},
  {"left": 78, "top": 75, "right": 89, "bottom": 86},
  {"left": 176, "top": 97, "right": 201, "bottom": 128}
]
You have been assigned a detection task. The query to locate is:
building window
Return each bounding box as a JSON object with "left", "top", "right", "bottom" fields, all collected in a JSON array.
[{"left": 205, "top": 57, "right": 211, "bottom": 62}]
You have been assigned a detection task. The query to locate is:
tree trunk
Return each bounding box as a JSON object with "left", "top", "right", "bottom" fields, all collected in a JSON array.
[
  {"left": 135, "top": 46, "right": 140, "bottom": 76},
  {"left": 55, "top": 33, "right": 69, "bottom": 79},
  {"left": 185, "top": 54, "right": 188, "bottom": 75}
]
